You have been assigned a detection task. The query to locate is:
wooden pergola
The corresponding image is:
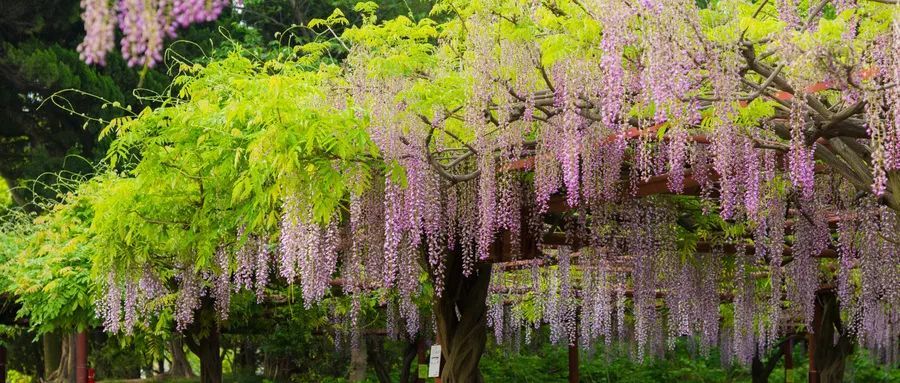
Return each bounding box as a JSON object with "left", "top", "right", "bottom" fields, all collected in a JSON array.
[{"left": 464, "top": 144, "right": 855, "bottom": 383}]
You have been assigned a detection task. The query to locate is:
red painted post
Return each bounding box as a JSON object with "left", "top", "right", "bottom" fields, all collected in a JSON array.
[
  {"left": 808, "top": 299, "right": 823, "bottom": 383},
  {"left": 75, "top": 332, "right": 88, "bottom": 383},
  {"left": 1, "top": 344, "right": 7, "bottom": 383}
]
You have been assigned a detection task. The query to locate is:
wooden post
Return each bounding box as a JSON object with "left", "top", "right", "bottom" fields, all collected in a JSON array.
[
  {"left": 807, "top": 332, "right": 817, "bottom": 383},
  {"left": 75, "top": 332, "right": 88, "bottom": 383},
  {"left": 568, "top": 343, "right": 578, "bottom": 383},
  {"left": 415, "top": 337, "right": 426, "bottom": 383},
  {"left": 783, "top": 338, "right": 793, "bottom": 383},
  {"left": 808, "top": 297, "right": 823, "bottom": 383},
  {"left": 1, "top": 344, "right": 7, "bottom": 383},
  {"left": 569, "top": 313, "right": 579, "bottom": 383}
]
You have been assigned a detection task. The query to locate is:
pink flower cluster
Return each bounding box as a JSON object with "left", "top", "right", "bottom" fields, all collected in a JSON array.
[{"left": 78, "top": 0, "right": 234, "bottom": 67}]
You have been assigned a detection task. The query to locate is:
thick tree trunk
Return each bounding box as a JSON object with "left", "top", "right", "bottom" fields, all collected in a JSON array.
[
  {"left": 169, "top": 336, "right": 195, "bottom": 378},
  {"left": 750, "top": 353, "right": 771, "bottom": 383},
  {"left": 42, "top": 333, "right": 62, "bottom": 379},
  {"left": 750, "top": 335, "right": 800, "bottom": 383},
  {"left": 45, "top": 334, "right": 72, "bottom": 383},
  {"left": 398, "top": 338, "right": 418, "bottom": 383},
  {"left": 568, "top": 341, "right": 578, "bottom": 383},
  {"left": 197, "top": 329, "right": 222, "bottom": 383},
  {"left": 183, "top": 298, "right": 222, "bottom": 383},
  {"left": 348, "top": 335, "right": 367, "bottom": 382},
  {"left": 811, "top": 291, "right": 853, "bottom": 383},
  {"left": 433, "top": 254, "right": 492, "bottom": 383}
]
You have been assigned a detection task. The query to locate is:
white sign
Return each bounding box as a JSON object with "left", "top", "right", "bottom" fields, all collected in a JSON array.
[{"left": 428, "top": 344, "right": 442, "bottom": 377}]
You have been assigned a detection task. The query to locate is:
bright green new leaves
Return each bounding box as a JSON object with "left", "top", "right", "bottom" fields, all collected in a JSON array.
[
  {"left": 343, "top": 15, "right": 439, "bottom": 78},
  {"left": 0, "top": 185, "right": 99, "bottom": 334},
  {"left": 92, "top": 50, "right": 378, "bottom": 276}
]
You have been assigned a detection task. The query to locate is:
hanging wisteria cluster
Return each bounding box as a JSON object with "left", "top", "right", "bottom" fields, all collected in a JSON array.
[
  {"left": 483, "top": 194, "right": 897, "bottom": 366},
  {"left": 77, "top": 0, "right": 238, "bottom": 67},
  {"left": 96, "top": 268, "right": 167, "bottom": 335},
  {"left": 97, "top": 233, "right": 271, "bottom": 333}
]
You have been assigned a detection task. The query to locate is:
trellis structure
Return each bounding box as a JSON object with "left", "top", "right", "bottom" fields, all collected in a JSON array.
[
  {"left": 447, "top": 166, "right": 856, "bottom": 383},
  {"left": 58, "top": 1, "right": 900, "bottom": 383}
]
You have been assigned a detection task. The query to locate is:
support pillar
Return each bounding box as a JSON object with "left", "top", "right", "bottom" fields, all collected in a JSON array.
[
  {"left": 568, "top": 343, "right": 578, "bottom": 383},
  {"left": 75, "top": 332, "right": 88, "bottom": 383},
  {"left": 433, "top": 260, "right": 492, "bottom": 383},
  {"left": 784, "top": 339, "right": 793, "bottom": 383},
  {"left": 808, "top": 296, "right": 823, "bottom": 383},
  {"left": 569, "top": 312, "right": 579, "bottom": 383},
  {"left": 415, "top": 337, "right": 425, "bottom": 383}
]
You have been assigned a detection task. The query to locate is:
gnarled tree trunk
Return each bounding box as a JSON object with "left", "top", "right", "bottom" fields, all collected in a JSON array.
[
  {"left": 168, "top": 336, "right": 195, "bottom": 378},
  {"left": 433, "top": 251, "right": 492, "bottom": 383},
  {"left": 43, "top": 333, "right": 72, "bottom": 383},
  {"left": 398, "top": 337, "right": 418, "bottom": 383},
  {"left": 42, "top": 333, "right": 62, "bottom": 380},
  {"left": 811, "top": 291, "right": 853, "bottom": 383},
  {"left": 197, "top": 328, "right": 222, "bottom": 383},
  {"left": 183, "top": 298, "right": 222, "bottom": 383}
]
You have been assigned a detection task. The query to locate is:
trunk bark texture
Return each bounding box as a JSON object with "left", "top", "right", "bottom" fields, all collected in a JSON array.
[
  {"left": 169, "top": 336, "right": 196, "bottom": 377},
  {"left": 811, "top": 291, "right": 853, "bottom": 383},
  {"left": 750, "top": 335, "right": 801, "bottom": 383},
  {"left": 197, "top": 329, "right": 222, "bottom": 383},
  {"left": 42, "top": 333, "right": 62, "bottom": 379},
  {"left": 183, "top": 298, "right": 222, "bottom": 383},
  {"left": 75, "top": 333, "right": 87, "bottom": 383},
  {"left": 398, "top": 338, "right": 418, "bottom": 383},
  {"left": 433, "top": 252, "right": 492, "bottom": 383},
  {"left": 45, "top": 334, "right": 71, "bottom": 383}
]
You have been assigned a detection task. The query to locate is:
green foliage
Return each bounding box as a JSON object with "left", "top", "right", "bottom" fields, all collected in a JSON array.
[
  {"left": 480, "top": 337, "right": 747, "bottom": 383},
  {"left": 0, "top": 181, "right": 99, "bottom": 334},
  {"left": 89, "top": 333, "right": 147, "bottom": 380},
  {"left": 89, "top": 49, "right": 379, "bottom": 276},
  {"left": 2, "top": 0, "right": 899, "bottom": 381},
  {"left": 1, "top": 42, "right": 124, "bottom": 102},
  {"left": 5, "top": 369, "right": 33, "bottom": 383}
]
